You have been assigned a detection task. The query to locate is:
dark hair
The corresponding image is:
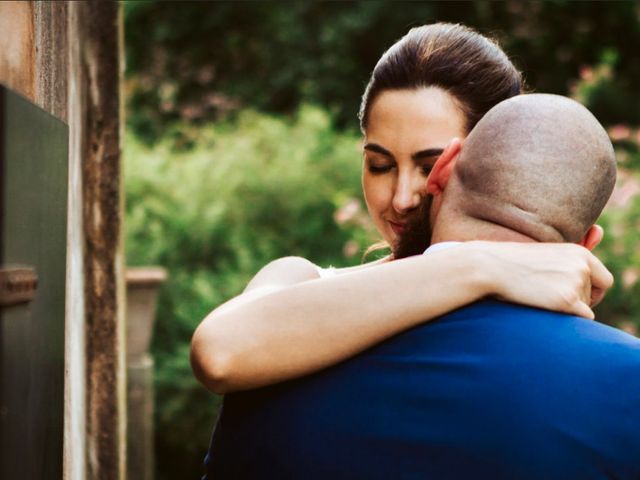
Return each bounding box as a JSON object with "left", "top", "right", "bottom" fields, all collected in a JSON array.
[
  {"left": 360, "top": 24, "right": 523, "bottom": 260},
  {"left": 359, "top": 23, "right": 523, "bottom": 134},
  {"left": 393, "top": 194, "right": 434, "bottom": 259}
]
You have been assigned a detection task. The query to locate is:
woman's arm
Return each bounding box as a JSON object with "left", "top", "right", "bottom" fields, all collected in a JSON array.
[{"left": 190, "top": 242, "right": 612, "bottom": 394}]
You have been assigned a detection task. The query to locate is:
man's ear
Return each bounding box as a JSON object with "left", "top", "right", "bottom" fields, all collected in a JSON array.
[
  {"left": 426, "top": 138, "right": 462, "bottom": 196},
  {"left": 578, "top": 224, "right": 604, "bottom": 251}
]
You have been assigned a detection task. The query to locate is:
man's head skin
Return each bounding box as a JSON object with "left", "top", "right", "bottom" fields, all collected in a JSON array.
[{"left": 395, "top": 94, "right": 616, "bottom": 257}]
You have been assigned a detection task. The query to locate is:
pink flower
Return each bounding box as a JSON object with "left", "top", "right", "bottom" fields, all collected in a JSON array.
[
  {"left": 334, "top": 198, "right": 361, "bottom": 225},
  {"left": 343, "top": 240, "right": 359, "bottom": 259},
  {"left": 606, "top": 170, "right": 640, "bottom": 209},
  {"left": 622, "top": 268, "right": 639, "bottom": 290},
  {"left": 579, "top": 65, "right": 594, "bottom": 81},
  {"left": 608, "top": 124, "right": 632, "bottom": 141}
]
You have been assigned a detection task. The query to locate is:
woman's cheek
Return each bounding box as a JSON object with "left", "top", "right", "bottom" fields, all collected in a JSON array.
[
  {"left": 363, "top": 174, "right": 385, "bottom": 211},
  {"left": 367, "top": 176, "right": 397, "bottom": 226}
]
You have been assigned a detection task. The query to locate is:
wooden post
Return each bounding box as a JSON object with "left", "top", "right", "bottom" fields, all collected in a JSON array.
[{"left": 68, "top": 2, "right": 126, "bottom": 479}]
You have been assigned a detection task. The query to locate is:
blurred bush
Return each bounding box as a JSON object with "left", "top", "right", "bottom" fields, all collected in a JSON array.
[
  {"left": 124, "top": 0, "right": 640, "bottom": 144},
  {"left": 123, "top": 2, "right": 640, "bottom": 478},
  {"left": 593, "top": 133, "right": 640, "bottom": 337},
  {"left": 125, "top": 106, "right": 640, "bottom": 480},
  {"left": 125, "top": 106, "right": 378, "bottom": 478},
  {"left": 568, "top": 52, "right": 640, "bottom": 336},
  {"left": 126, "top": 98, "right": 640, "bottom": 480},
  {"left": 127, "top": 104, "right": 640, "bottom": 480}
]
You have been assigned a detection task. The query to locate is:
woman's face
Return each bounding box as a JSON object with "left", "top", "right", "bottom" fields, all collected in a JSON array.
[{"left": 362, "top": 87, "right": 467, "bottom": 245}]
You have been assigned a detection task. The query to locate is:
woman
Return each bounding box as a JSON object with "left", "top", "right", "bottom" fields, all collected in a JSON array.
[{"left": 190, "top": 23, "right": 613, "bottom": 394}]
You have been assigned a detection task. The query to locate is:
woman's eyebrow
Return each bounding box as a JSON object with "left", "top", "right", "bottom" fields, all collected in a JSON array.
[
  {"left": 412, "top": 148, "right": 444, "bottom": 160},
  {"left": 364, "top": 143, "right": 444, "bottom": 161},
  {"left": 363, "top": 143, "right": 394, "bottom": 159}
]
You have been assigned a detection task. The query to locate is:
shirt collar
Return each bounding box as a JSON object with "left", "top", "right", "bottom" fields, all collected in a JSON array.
[{"left": 423, "top": 241, "right": 462, "bottom": 255}]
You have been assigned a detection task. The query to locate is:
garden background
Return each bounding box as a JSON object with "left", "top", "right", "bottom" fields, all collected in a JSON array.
[{"left": 123, "top": 2, "right": 640, "bottom": 478}]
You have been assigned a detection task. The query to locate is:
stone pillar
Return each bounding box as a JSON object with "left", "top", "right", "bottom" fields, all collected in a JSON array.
[{"left": 126, "top": 267, "right": 167, "bottom": 480}]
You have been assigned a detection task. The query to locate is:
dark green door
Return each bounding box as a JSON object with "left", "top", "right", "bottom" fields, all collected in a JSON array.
[{"left": 0, "top": 86, "right": 68, "bottom": 479}]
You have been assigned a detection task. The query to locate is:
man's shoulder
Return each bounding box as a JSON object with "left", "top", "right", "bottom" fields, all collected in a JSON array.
[
  {"left": 369, "top": 300, "right": 640, "bottom": 367},
  {"left": 437, "top": 300, "right": 640, "bottom": 364},
  {"left": 450, "top": 299, "right": 636, "bottom": 335}
]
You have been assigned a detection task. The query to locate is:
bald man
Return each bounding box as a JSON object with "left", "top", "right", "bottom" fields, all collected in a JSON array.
[
  {"left": 395, "top": 93, "right": 616, "bottom": 258},
  {"left": 204, "top": 95, "right": 640, "bottom": 479}
]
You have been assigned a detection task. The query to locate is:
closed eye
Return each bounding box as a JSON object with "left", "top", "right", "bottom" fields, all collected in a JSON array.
[
  {"left": 421, "top": 165, "right": 433, "bottom": 176},
  {"left": 368, "top": 164, "right": 393, "bottom": 174}
]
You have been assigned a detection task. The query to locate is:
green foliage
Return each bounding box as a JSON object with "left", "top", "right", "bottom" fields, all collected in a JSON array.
[
  {"left": 124, "top": 0, "right": 640, "bottom": 144},
  {"left": 123, "top": 3, "right": 640, "bottom": 477},
  {"left": 568, "top": 57, "right": 640, "bottom": 334},
  {"left": 127, "top": 103, "right": 640, "bottom": 480},
  {"left": 571, "top": 49, "right": 640, "bottom": 125},
  {"left": 125, "top": 106, "right": 377, "bottom": 478},
  {"left": 592, "top": 141, "right": 640, "bottom": 333}
]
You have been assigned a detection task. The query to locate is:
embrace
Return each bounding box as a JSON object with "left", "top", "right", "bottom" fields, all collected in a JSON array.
[{"left": 191, "top": 24, "right": 640, "bottom": 479}]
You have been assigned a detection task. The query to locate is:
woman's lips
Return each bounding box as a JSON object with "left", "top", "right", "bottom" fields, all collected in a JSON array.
[{"left": 389, "top": 221, "right": 406, "bottom": 235}]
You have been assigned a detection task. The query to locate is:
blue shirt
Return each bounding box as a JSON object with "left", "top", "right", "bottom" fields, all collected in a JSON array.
[{"left": 205, "top": 301, "right": 640, "bottom": 479}]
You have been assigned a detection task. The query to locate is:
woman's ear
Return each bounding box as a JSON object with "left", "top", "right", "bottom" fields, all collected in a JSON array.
[
  {"left": 426, "top": 138, "right": 462, "bottom": 196},
  {"left": 578, "top": 224, "right": 604, "bottom": 251}
]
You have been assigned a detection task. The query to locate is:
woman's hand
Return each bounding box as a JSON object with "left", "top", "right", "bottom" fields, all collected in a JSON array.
[{"left": 470, "top": 241, "right": 614, "bottom": 319}]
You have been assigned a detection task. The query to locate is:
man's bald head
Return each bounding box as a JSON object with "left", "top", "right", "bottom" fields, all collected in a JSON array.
[{"left": 431, "top": 94, "right": 616, "bottom": 245}]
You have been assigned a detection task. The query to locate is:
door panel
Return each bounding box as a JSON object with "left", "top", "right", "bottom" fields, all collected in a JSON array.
[{"left": 0, "top": 85, "right": 68, "bottom": 479}]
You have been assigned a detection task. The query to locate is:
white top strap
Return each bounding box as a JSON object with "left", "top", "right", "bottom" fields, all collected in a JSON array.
[{"left": 316, "top": 265, "right": 338, "bottom": 278}]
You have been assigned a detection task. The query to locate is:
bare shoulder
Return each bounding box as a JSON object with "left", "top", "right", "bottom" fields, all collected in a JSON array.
[
  {"left": 245, "top": 256, "right": 321, "bottom": 292},
  {"left": 245, "top": 255, "right": 392, "bottom": 292}
]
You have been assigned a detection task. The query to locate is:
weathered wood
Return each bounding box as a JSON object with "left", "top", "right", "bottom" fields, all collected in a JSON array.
[
  {"left": 0, "top": 2, "right": 125, "bottom": 479},
  {"left": 0, "top": 1, "right": 68, "bottom": 122},
  {"left": 0, "top": 2, "right": 36, "bottom": 100},
  {"left": 33, "top": 1, "right": 68, "bottom": 122},
  {"left": 65, "top": 4, "right": 88, "bottom": 478},
  {"left": 0, "top": 3, "right": 83, "bottom": 479},
  {"left": 69, "top": 2, "right": 126, "bottom": 479}
]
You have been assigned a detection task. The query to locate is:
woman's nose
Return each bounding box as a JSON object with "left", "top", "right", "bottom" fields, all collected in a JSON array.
[{"left": 392, "top": 173, "right": 422, "bottom": 214}]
